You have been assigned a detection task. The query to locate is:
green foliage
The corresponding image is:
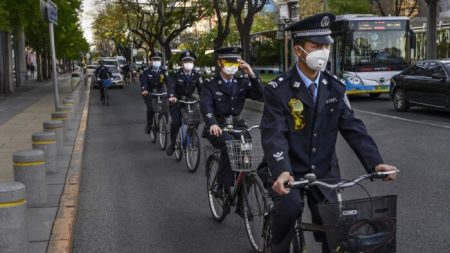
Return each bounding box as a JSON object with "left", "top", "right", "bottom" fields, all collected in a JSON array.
[
  {"left": 328, "top": 0, "right": 374, "bottom": 15},
  {"left": 251, "top": 12, "right": 276, "bottom": 34},
  {"left": 0, "top": 1, "right": 9, "bottom": 32}
]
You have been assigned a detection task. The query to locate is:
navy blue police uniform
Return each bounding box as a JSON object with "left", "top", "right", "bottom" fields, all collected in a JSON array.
[
  {"left": 259, "top": 13, "right": 385, "bottom": 253},
  {"left": 141, "top": 52, "right": 169, "bottom": 133},
  {"left": 166, "top": 51, "right": 203, "bottom": 155},
  {"left": 94, "top": 63, "right": 111, "bottom": 103},
  {"left": 200, "top": 47, "right": 264, "bottom": 187}
]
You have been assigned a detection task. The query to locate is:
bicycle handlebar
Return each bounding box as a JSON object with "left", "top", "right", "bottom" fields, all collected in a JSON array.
[
  {"left": 149, "top": 92, "right": 167, "bottom": 96},
  {"left": 222, "top": 125, "right": 260, "bottom": 133},
  {"left": 178, "top": 100, "right": 199, "bottom": 104},
  {"left": 286, "top": 170, "right": 399, "bottom": 190}
]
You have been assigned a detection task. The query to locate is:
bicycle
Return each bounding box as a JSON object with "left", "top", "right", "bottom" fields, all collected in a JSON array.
[
  {"left": 173, "top": 99, "right": 202, "bottom": 173},
  {"left": 205, "top": 125, "right": 269, "bottom": 252},
  {"left": 261, "top": 170, "right": 399, "bottom": 253},
  {"left": 149, "top": 92, "right": 169, "bottom": 150}
]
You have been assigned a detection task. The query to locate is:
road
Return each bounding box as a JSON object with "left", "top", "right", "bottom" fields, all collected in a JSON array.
[{"left": 73, "top": 83, "right": 450, "bottom": 253}]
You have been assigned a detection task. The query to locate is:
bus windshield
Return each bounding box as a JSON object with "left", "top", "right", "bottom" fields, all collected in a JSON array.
[{"left": 344, "top": 28, "right": 408, "bottom": 72}]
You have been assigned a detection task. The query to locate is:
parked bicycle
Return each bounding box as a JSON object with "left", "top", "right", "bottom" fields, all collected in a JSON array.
[
  {"left": 149, "top": 92, "right": 169, "bottom": 150},
  {"left": 205, "top": 125, "right": 268, "bottom": 252},
  {"left": 261, "top": 170, "right": 399, "bottom": 253},
  {"left": 173, "top": 99, "right": 202, "bottom": 173}
]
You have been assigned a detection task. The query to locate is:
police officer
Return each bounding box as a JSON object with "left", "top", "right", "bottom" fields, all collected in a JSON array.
[
  {"left": 141, "top": 52, "right": 169, "bottom": 134},
  {"left": 166, "top": 50, "right": 203, "bottom": 156},
  {"left": 200, "top": 47, "right": 264, "bottom": 197},
  {"left": 94, "top": 60, "right": 112, "bottom": 105},
  {"left": 259, "top": 13, "right": 398, "bottom": 253}
]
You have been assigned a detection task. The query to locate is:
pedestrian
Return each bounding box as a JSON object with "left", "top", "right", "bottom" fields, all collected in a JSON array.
[
  {"left": 30, "top": 63, "right": 35, "bottom": 79},
  {"left": 94, "top": 60, "right": 112, "bottom": 105},
  {"left": 258, "top": 13, "right": 398, "bottom": 253},
  {"left": 199, "top": 47, "right": 264, "bottom": 200},
  {"left": 166, "top": 50, "right": 203, "bottom": 156},
  {"left": 141, "top": 52, "right": 169, "bottom": 134}
]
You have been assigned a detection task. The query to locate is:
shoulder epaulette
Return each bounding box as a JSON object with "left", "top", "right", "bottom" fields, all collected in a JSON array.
[
  {"left": 267, "top": 72, "right": 291, "bottom": 89},
  {"left": 324, "top": 71, "right": 345, "bottom": 86}
]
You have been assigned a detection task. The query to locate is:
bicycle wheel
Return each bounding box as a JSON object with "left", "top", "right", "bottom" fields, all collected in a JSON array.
[
  {"left": 242, "top": 175, "right": 269, "bottom": 253},
  {"left": 206, "top": 154, "right": 228, "bottom": 222},
  {"left": 262, "top": 212, "right": 303, "bottom": 253},
  {"left": 158, "top": 115, "right": 167, "bottom": 150},
  {"left": 174, "top": 130, "right": 183, "bottom": 161},
  {"left": 150, "top": 115, "right": 157, "bottom": 143},
  {"left": 185, "top": 128, "right": 201, "bottom": 173}
]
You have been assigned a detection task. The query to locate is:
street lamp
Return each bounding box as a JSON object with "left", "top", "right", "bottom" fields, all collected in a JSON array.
[{"left": 278, "top": 0, "right": 300, "bottom": 71}]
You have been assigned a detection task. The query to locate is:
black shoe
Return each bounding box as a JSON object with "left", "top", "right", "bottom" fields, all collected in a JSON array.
[
  {"left": 145, "top": 124, "right": 151, "bottom": 134},
  {"left": 166, "top": 144, "right": 175, "bottom": 156},
  {"left": 211, "top": 184, "right": 230, "bottom": 199}
]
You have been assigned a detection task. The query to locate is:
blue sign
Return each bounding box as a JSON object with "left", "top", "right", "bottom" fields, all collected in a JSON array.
[{"left": 47, "top": 0, "right": 58, "bottom": 25}]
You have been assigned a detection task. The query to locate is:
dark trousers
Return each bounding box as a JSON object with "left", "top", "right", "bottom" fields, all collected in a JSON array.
[
  {"left": 269, "top": 186, "right": 333, "bottom": 253},
  {"left": 142, "top": 95, "right": 154, "bottom": 125},
  {"left": 99, "top": 82, "right": 105, "bottom": 101},
  {"left": 169, "top": 103, "right": 182, "bottom": 146},
  {"left": 204, "top": 127, "right": 250, "bottom": 186}
]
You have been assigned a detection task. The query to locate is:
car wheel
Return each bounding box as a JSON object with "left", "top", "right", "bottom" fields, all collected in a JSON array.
[{"left": 393, "top": 88, "right": 409, "bottom": 112}]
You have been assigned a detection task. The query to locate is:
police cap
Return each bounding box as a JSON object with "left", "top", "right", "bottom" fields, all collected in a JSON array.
[
  {"left": 285, "top": 13, "right": 336, "bottom": 44},
  {"left": 214, "top": 47, "right": 244, "bottom": 60},
  {"left": 150, "top": 52, "right": 163, "bottom": 60},
  {"left": 179, "top": 50, "right": 196, "bottom": 61}
]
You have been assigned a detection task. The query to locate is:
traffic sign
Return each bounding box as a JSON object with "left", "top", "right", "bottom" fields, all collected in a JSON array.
[{"left": 47, "top": 0, "right": 58, "bottom": 25}]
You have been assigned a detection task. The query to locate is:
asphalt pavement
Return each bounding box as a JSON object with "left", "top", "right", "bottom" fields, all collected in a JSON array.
[{"left": 73, "top": 83, "right": 450, "bottom": 252}]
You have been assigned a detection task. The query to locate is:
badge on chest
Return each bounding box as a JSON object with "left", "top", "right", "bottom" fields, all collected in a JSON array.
[{"left": 288, "top": 98, "right": 305, "bottom": 131}]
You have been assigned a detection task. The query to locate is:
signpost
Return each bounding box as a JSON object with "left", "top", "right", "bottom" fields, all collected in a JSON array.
[{"left": 40, "top": 0, "right": 60, "bottom": 109}]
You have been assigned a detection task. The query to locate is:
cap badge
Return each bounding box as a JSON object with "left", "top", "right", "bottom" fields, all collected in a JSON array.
[
  {"left": 186, "top": 52, "right": 190, "bottom": 56},
  {"left": 321, "top": 16, "right": 330, "bottom": 27}
]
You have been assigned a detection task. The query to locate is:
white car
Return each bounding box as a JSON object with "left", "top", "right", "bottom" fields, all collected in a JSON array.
[{"left": 110, "top": 67, "right": 124, "bottom": 88}]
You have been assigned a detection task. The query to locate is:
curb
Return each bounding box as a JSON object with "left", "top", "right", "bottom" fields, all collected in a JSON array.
[{"left": 46, "top": 80, "right": 91, "bottom": 253}]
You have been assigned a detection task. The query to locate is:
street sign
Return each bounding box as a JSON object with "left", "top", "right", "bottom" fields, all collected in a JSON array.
[
  {"left": 39, "top": 0, "right": 48, "bottom": 21},
  {"left": 47, "top": 0, "right": 58, "bottom": 25}
]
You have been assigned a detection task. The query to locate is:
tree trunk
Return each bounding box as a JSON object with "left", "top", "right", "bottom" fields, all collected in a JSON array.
[
  {"left": 37, "top": 54, "right": 43, "bottom": 81},
  {"left": 0, "top": 32, "right": 14, "bottom": 95},
  {"left": 426, "top": 0, "right": 438, "bottom": 59},
  {"left": 239, "top": 24, "right": 253, "bottom": 63}
]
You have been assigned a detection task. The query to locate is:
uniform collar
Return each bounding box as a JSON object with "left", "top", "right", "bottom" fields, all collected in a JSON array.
[{"left": 296, "top": 63, "right": 320, "bottom": 89}]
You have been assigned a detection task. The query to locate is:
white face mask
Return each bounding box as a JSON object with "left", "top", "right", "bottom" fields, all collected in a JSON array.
[
  {"left": 152, "top": 61, "right": 161, "bottom": 69},
  {"left": 223, "top": 66, "right": 238, "bottom": 76},
  {"left": 299, "top": 46, "right": 330, "bottom": 71},
  {"left": 183, "top": 62, "right": 194, "bottom": 71}
]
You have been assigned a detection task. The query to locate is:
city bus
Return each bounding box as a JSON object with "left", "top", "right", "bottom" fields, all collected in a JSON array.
[{"left": 330, "top": 15, "right": 415, "bottom": 97}]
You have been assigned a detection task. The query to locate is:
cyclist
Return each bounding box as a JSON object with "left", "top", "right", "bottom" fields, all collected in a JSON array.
[
  {"left": 122, "top": 62, "right": 130, "bottom": 86},
  {"left": 141, "top": 52, "right": 169, "bottom": 134},
  {"left": 200, "top": 47, "right": 264, "bottom": 199},
  {"left": 259, "top": 13, "right": 397, "bottom": 253},
  {"left": 166, "top": 50, "right": 203, "bottom": 156},
  {"left": 94, "top": 60, "right": 112, "bottom": 105}
]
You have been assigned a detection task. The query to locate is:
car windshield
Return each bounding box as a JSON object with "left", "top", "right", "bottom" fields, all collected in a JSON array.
[
  {"left": 344, "top": 30, "right": 408, "bottom": 72},
  {"left": 103, "top": 61, "right": 118, "bottom": 66}
]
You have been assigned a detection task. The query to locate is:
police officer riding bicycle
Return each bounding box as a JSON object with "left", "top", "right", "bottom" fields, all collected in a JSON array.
[
  {"left": 200, "top": 46, "right": 264, "bottom": 198},
  {"left": 94, "top": 60, "right": 112, "bottom": 105},
  {"left": 258, "top": 13, "right": 398, "bottom": 253},
  {"left": 141, "top": 52, "right": 169, "bottom": 134},
  {"left": 166, "top": 50, "right": 203, "bottom": 156}
]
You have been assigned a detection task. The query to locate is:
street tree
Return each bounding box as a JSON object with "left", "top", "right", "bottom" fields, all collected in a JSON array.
[
  {"left": 328, "top": 0, "right": 373, "bottom": 15},
  {"left": 372, "top": 0, "right": 418, "bottom": 16},
  {"left": 213, "top": 0, "right": 233, "bottom": 50},
  {"left": 226, "top": 0, "right": 269, "bottom": 63}
]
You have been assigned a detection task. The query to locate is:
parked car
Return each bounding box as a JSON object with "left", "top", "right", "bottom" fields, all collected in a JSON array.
[
  {"left": 110, "top": 67, "right": 124, "bottom": 88},
  {"left": 390, "top": 59, "right": 450, "bottom": 112}
]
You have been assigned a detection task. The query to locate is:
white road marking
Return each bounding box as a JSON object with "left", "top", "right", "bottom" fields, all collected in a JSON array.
[{"left": 354, "top": 109, "right": 450, "bottom": 129}]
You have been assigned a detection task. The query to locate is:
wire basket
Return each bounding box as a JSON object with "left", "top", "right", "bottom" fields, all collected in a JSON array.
[
  {"left": 317, "top": 195, "right": 397, "bottom": 253},
  {"left": 225, "top": 139, "right": 263, "bottom": 172},
  {"left": 181, "top": 105, "right": 201, "bottom": 126},
  {"left": 152, "top": 97, "right": 168, "bottom": 113}
]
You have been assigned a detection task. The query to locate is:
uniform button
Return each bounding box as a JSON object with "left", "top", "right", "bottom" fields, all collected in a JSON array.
[
  {"left": 313, "top": 133, "right": 317, "bottom": 137},
  {"left": 311, "top": 165, "right": 316, "bottom": 170},
  {"left": 232, "top": 107, "right": 234, "bottom": 110},
  {"left": 330, "top": 108, "right": 334, "bottom": 112},
  {"left": 312, "top": 148, "right": 317, "bottom": 153},
  {"left": 231, "top": 97, "right": 234, "bottom": 100}
]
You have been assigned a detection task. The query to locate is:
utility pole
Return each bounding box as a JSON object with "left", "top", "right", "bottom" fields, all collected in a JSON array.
[{"left": 426, "top": 0, "right": 440, "bottom": 59}]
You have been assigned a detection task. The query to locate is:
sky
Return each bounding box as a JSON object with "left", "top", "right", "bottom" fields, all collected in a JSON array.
[{"left": 80, "top": 0, "right": 96, "bottom": 45}]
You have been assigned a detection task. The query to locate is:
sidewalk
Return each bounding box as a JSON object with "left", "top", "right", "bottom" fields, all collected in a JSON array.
[{"left": 0, "top": 74, "right": 88, "bottom": 252}]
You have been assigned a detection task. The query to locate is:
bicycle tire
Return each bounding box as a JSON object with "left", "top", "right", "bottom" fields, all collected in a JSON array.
[
  {"left": 175, "top": 130, "right": 183, "bottom": 161},
  {"left": 158, "top": 115, "right": 167, "bottom": 150},
  {"left": 185, "top": 128, "right": 201, "bottom": 173},
  {"left": 206, "top": 155, "right": 228, "bottom": 222},
  {"left": 262, "top": 212, "right": 304, "bottom": 253},
  {"left": 242, "top": 175, "right": 269, "bottom": 253},
  {"left": 150, "top": 116, "right": 157, "bottom": 143}
]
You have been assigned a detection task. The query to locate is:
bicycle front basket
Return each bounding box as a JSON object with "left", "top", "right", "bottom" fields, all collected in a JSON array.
[
  {"left": 181, "top": 105, "right": 201, "bottom": 126},
  {"left": 152, "top": 97, "right": 168, "bottom": 113},
  {"left": 225, "top": 139, "right": 263, "bottom": 172},
  {"left": 317, "top": 195, "right": 397, "bottom": 253}
]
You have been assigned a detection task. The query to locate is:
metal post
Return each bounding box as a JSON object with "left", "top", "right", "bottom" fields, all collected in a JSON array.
[
  {"left": 284, "top": 30, "right": 289, "bottom": 72},
  {"left": 49, "top": 23, "right": 60, "bottom": 109}
]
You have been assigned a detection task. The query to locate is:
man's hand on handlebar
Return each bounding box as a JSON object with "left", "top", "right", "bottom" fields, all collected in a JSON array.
[
  {"left": 209, "top": 124, "right": 222, "bottom": 137},
  {"left": 169, "top": 96, "right": 177, "bottom": 103},
  {"left": 375, "top": 164, "right": 397, "bottom": 181},
  {"left": 142, "top": 90, "right": 149, "bottom": 96},
  {"left": 272, "top": 172, "right": 294, "bottom": 195}
]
